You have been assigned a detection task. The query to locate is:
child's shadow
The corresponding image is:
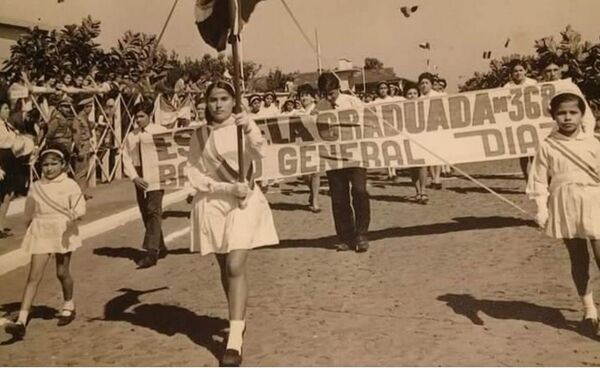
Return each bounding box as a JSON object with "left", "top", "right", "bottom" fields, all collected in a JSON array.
[
  {"left": 0, "top": 303, "right": 58, "bottom": 345},
  {"left": 91, "top": 287, "right": 227, "bottom": 363},
  {"left": 437, "top": 293, "right": 592, "bottom": 339}
]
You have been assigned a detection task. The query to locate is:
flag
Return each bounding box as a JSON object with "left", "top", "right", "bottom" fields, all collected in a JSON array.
[
  {"left": 400, "top": 5, "right": 418, "bottom": 17},
  {"left": 482, "top": 51, "right": 492, "bottom": 59},
  {"left": 195, "top": 0, "right": 262, "bottom": 51},
  {"left": 419, "top": 42, "right": 430, "bottom": 50}
]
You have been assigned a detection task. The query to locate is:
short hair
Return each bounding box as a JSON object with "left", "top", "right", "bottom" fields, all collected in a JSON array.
[
  {"left": 40, "top": 142, "right": 71, "bottom": 163},
  {"left": 550, "top": 93, "right": 586, "bottom": 117},
  {"left": 508, "top": 59, "right": 528, "bottom": 71},
  {"left": 317, "top": 72, "right": 340, "bottom": 92},
  {"left": 418, "top": 72, "right": 435, "bottom": 84},
  {"left": 541, "top": 55, "right": 564, "bottom": 70},
  {"left": 403, "top": 83, "right": 420, "bottom": 97},
  {"left": 133, "top": 100, "right": 154, "bottom": 116},
  {"left": 297, "top": 83, "right": 316, "bottom": 98},
  {"left": 376, "top": 81, "right": 388, "bottom": 89}
]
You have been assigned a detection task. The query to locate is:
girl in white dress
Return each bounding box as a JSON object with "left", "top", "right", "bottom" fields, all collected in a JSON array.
[
  {"left": 527, "top": 87, "right": 600, "bottom": 336},
  {"left": 4, "top": 144, "right": 86, "bottom": 339},
  {"left": 186, "top": 81, "right": 278, "bottom": 366}
]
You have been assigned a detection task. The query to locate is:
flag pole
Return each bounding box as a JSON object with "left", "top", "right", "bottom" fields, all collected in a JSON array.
[{"left": 228, "top": 0, "right": 244, "bottom": 182}]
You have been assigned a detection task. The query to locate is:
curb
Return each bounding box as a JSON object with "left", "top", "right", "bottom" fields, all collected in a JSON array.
[{"left": 0, "top": 188, "right": 193, "bottom": 277}]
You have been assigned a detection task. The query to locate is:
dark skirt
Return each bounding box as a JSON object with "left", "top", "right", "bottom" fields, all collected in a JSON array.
[{"left": 0, "top": 148, "right": 18, "bottom": 201}]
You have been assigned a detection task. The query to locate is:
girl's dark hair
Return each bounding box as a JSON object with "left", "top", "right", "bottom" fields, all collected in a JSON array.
[
  {"left": 40, "top": 142, "right": 70, "bottom": 163},
  {"left": 297, "top": 83, "right": 316, "bottom": 98},
  {"left": 508, "top": 59, "right": 528, "bottom": 71},
  {"left": 550, "top": 93, "right": 586, "bottom": 117},
  {"left": 317, "top": 72, "right": 340, "bottom": 92},
  {"left": 403, "top": 83, "right": 420, "bottom": 97},
  {"left": 133, "top": 100, "right": 154, "bottom": 116},
  {"left": 204, "top": 81, "right": 235, "bottom": 123},
  {"left": 418, "top": 72, "right": 434, "bottom": 84}
]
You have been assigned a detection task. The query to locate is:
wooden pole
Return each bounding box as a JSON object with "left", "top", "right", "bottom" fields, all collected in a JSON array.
[{"left": 228, "top": 0, "right": 244, "bottom": 182}]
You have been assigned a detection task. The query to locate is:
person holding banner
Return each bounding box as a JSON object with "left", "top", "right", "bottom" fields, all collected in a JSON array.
[
  {"left": 527, "top": 87, "right": 600, "bottom": 336},
  {"left": 418, "top": 72, "right": 445, "bottom": 190},
  {"left": 122, "top": 100, "right": 169, "bottom": 269},
  {"left": 318, "top": 72, "right": 371, "bottom": 252},
  {"left": 297, "top": 83, "right": 321, "bottom": 213},
  {"left": 404, "top": 84, "right": 429, "bottom": 204},
  {"left": 504, "top": 60, "right": 538, "bottom": 180},
  {"left": 186, "top": 81, "right": 278, "bottom": 366}
]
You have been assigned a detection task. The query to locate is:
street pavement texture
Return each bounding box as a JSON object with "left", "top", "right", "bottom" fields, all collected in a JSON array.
[{"left": 2, "top": 160, "right": 600, "bottom": 366}]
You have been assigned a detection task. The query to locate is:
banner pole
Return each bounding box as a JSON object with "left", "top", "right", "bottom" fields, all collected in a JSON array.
[{"left": 228, "top": 0, "right": 244, "bottom": 182}]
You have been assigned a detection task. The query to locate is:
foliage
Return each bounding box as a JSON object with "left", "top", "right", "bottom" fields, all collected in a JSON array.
[
  {"left": 364, "top": 57, "right": 384, "bottom": 70},
  {"left": 264, "top": 68, "right": 293, "bottom": 92},
  {"left": 460, "top": 26, "right": 600, "bottom": 109},
  {"left": 3, "top": 16, "right": 103, "bottom": 80},
  {"left": 459, "top": 54, "right": 537, "bottom": 91}
]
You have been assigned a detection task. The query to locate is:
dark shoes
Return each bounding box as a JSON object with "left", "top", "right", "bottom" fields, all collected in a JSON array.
[
  {"left": 335, "top": 242, "right": 351, "bottom": 252},
  {"left": 335, "top": 237, "right": 369, "bottom": 253},
  {"left": 221, "top": 349, "right": 242, "bottom": 367},
  {"left": 158, "top": 246, "right": 168, "bottom": 259},
  {"left": 355, "top": 237, "right": 369, "bottom": 253},
  {"left": 137, "top": 251, "right": 158, "bottom": 269},
  {"left": 4, "top": 321, "right": 26, "bottom": 339},
  {"left": 57, "top": 309, "right": 76, "bottom": 326},
  {"left": 429, "top": 183, "right": 442, "bottom": 190},
  {"left": 579, "top": 317, "right": 599, "bottom": 337}
]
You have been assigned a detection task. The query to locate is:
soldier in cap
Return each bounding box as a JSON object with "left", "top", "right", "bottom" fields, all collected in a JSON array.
[{"left": 73, "top": 97, "right": 95, "bottom": 199}]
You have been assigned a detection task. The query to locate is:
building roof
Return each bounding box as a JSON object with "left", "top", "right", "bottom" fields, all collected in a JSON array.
[{"left": 0, "top": 16, "right": 53, "bottom": 32}]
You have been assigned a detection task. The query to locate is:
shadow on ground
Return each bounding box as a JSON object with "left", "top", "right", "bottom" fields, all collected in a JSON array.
[
  {"left": 93, "top": 247, "right": 190, "bottom": 262},
  {"left": 267, "top": 216, "right": 536, "bottom": 250},
  {"left": 0, "top": 303, "right": 58, "bottom": 345},
  {"left": 437, "top": 293, "right": 596, "bottom": 340},
  {"left": 91, "top": 287, "right": 227, "bottom": 363}
]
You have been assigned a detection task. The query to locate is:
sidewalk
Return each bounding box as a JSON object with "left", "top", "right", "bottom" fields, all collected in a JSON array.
[{"left": 0, "top": 179, "right": 192, "bottom": 275}]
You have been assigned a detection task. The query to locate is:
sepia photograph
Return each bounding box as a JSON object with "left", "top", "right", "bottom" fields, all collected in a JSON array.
[{"left": 0, "top": 0, "right": 599, "bottom": 366}]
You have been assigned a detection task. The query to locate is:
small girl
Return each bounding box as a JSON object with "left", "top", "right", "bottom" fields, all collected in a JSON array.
[
  {"left": 527, "top": 87, "right": 600, "bottom": 336},
  {"left": 4, "top": 144, "right": 86, "bottom": 339}
]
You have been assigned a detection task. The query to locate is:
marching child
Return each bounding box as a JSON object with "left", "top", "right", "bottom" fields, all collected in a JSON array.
[
  {"left": 527, "top": 87, "right": 600, "bottom": 335},
  {"left": 4, "top": 144, "right": 86, "bottom": 339}
]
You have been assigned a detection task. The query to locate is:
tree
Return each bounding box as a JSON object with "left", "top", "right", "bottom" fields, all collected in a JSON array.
[
  {"left": 459, "top": 54, "right": 537, "bottom": 91},
  {"left": 105, "top": 30, "right": 176, "bottom": 79},
  {"left": 459, "top": 26, "right": 600, "bottom": 112},
  {"left": 264, "top": 68, "right": 293, "bottom": 92},
  {"left": 3, "top": 16, "right": 104, "bottom": 80},
  {"left": 364, "top": 57, "right": 384, "bottom": 70}
]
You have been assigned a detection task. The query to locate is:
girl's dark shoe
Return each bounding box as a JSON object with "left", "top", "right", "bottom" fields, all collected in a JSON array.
[
  {"left": 579, "top": 317, "right": 599, "bottom": 336},
  {"left": 220, "top": 349, "right": 242, "bottom": 367},
  {"left": 137, "top": 251, "right": 158, "bottom": 269},
  {"left": 57, "top": 309, "right": 76, "bottom": 326},
  {"left": 4, "top": 321, "right": 26, "bottom": 339}
]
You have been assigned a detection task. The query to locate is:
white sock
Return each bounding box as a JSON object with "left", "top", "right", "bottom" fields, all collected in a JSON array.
[
  {"left": 63, "top": 300, "right": 75, "bottom": 311},
  {"left": 582, "top": 292, "right": 597, "bottom": 319},
  {"left": 226, "top": 320, "right": 245, "bottom": 352},
  {"left": 17, "top": 310, "right": 29, "bottom": 324}
]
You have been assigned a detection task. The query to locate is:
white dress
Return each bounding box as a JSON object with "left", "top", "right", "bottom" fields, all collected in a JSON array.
[
  {"left": 186, "top": 117, "right": 278, "bottom": 255},
  {"left": 21, "top": 173, "right": 86, "bottom": 254},
  {"left": 527, "top": 130, "right": 600, "bottom": 239}
]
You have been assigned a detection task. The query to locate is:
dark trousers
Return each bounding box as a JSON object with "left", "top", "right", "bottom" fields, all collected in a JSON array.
[
  {"left": 326, "top": 167, "right": 370, "bottom": 242},
  {"left": 134, "top": 177, "right": 166, "bottom": 252}
]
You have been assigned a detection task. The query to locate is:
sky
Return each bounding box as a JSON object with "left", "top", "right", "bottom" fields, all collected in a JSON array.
[{"left": 0, "top": 0, "right": 598, "bottom": 91}]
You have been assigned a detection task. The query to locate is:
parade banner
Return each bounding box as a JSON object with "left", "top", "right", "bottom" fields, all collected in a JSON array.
[{"left": 141, "top": 79, "right": 587, "bottom": 189}]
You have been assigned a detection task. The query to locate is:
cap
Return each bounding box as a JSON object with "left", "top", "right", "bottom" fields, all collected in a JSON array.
[{"left": 78, "top": 97, "right": 94, "bottom": 106}]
